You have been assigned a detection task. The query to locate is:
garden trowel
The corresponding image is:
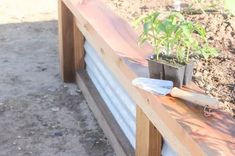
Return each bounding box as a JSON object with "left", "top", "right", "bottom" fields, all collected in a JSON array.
[{"left": 132, "top": 77, "right": 219, "bottom": 109}]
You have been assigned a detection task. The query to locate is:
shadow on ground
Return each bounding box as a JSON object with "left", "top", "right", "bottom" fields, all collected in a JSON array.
[{"left": 0, "top": 20, "right": 114, "bottom": 156}]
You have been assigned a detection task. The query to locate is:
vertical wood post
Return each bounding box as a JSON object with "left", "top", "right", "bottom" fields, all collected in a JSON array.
[
  {"left": 58, "top": 0, "right": 75, "bottom": 82},
  {"left": 73, "top": 18, "right": 85, "bottom": 71},
  {"left": 136, "top": 106, "right": 162, "bottom": 156}
]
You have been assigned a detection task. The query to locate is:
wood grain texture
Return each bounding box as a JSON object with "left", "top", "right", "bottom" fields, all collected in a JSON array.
[
  {"left": 76, "top": 71, "right": 135, "bottom": 156},
  {"left": 58, "top": 0, "right": 75, "bottom": 82},
  {"left": 61, "top": 0, "right": 235, "bottom": 155},
  {"left": 170, "top": 87, "right": 219, "bottom": 109},
  {"left": 73, "top": 19, "right": 85, "bottom": 71},
  {"left": 136, "top": 106, "right": 162, "bottom": 156}
]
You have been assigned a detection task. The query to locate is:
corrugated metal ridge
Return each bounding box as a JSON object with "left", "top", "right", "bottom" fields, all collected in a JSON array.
[{"left": 84, "top": 41, "right": 136, "bottom": 147}]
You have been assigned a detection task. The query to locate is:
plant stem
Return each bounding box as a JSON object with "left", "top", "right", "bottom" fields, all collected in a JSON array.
[
  {"left": 167, "top": 42, "right": 170, "bottom": 55},
  {"left": 155, "top": 43, "right": 160, "bottom": 60},
  {"left": 186, "top": 46, "right": 190, "bottom": 63}
]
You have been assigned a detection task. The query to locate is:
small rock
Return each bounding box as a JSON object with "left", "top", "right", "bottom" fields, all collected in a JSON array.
[
  {"left": 48, "top": 88, "right": 56, "bottom": 92},
  {"left": 17, "top": 147, "right": 22, "bottom": 150},
  {"left": 17, "top": 135, "right": 22, "bottom": 139},
  {"left": 26, "top": 151, "right": 33, "bottom": 155},
  {"left": 29, "top": 131, "right": 35, "bottom": 135},
  {"left": 48, "top": 98, "right": 54, "bottom": 103},
  {"left": 42, "top": 123, "right": 48, "bottom": 127},
  {"left": 197, "top": 80, "right": 204, "bottom": 88},
  {"left": 140, "top": 5, "right": 148, "bottom": 10},
  {"left": 54, "top": 132, "right": 63, "bottom": 137},
  {"left": 205, "top": 90, "right": 210, "bottom": 94},
  {"left": 41, "top": 67, "right": 47, "bottom": 71},
  {"left": 51, "top": 107, "right": 60, "bottom": 112},
  {"left": 51, "top": 125, "right": 57, "bottom": 129},
  {"left": 205, "top": 85, "right": 212, "bottom": 91},
  {"left": 76, "top": 89, "right": 82, "bottom": 94}
]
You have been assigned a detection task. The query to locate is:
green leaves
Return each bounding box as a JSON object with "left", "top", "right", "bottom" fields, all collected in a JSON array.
[
  {"left": 194, "top": 23, "right": 206, "bottom": 39},
  {"left": 198, "top": 46, "right": 219, "bottom": 59},
  {"left": 134, "top": 11, "right": 218, "bottom": 64}
]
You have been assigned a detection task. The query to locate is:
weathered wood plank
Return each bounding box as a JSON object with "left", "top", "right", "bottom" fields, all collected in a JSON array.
[
  {"left": 76, "top": 71, "right": 135, "bottom": 156},
  {"left": 136, "top": 106, "right": 162, "bottom": 156},
  {"left": 58, "top": 0, "right": 75, "bottom": 82},
  {"left": 73, "top": 19, "right": 85, "bottom": 71}
]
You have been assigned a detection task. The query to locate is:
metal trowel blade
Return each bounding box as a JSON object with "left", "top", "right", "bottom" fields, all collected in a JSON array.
[{"left": 132, "top": 77, "right": 173, "bottom": 96}]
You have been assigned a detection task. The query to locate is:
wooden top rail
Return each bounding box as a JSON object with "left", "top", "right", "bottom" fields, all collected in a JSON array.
[{"left": 61, "top": 0, "right": 235, "bottom": 155}]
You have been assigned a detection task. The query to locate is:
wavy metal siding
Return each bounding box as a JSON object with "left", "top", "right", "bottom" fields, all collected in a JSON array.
[{"left": 84, "top": 41, "right": 136, "bottom": 148}]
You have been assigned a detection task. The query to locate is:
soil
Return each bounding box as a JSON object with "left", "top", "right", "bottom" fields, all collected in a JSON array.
[
  {"left": 0, "top": 0, "right": 114, "bottom": 156},
  {"left": 149, "top": 54, "right": 187, "bottom": 67},
  {"left": 103, "top": 0, "right": 235, "bottom": 116}
]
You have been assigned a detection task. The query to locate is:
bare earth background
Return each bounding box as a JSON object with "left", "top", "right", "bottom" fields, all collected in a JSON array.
[{"left": 0, "top": 0, "right": 114, "bottom": 156}]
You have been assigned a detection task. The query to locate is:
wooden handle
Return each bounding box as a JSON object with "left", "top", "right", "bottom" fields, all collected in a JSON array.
[{"left": 170, "top": 87, "right": 220, "bottom": 109}]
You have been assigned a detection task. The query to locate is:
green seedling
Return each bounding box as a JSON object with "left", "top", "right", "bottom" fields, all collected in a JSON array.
[{"left": 134, "top": 11, "right": 218, "bottom": 64}]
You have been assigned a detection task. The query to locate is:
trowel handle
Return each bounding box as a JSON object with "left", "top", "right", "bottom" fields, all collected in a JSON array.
[{"left": 170, "top": 87, "right": 220, "bottom": 109}]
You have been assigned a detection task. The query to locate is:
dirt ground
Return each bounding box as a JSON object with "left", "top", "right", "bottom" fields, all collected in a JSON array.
[
  {"left": 103, "top": 0, "right": 235, "bottom": 116},
  {"left": 0, "top": 0, "right": 114, "bottom": 156}
]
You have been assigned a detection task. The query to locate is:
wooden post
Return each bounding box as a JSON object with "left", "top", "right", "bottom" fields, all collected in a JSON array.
[
  {"left": 73, "top": 18, "right": 85, "bottom": 71},
  {"left": 136, "top": 106, "right": 162, "bottom": 156},
  {"left": 58, "top": 0, "right": 75, "bottom": 82}
]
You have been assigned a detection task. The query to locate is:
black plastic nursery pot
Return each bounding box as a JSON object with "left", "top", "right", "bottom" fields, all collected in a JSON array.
[
  {"left": 147, "top": 54, "right": 194, "bottom": 88},
  {"left": 164, "top": 64, "right": 185, "bottom": 88},
  {"left": 184, "top": 62, "right": 194, "bottom": 85},
  {"left": 148, "top": 58, "right": 164, "bottom": 79}
]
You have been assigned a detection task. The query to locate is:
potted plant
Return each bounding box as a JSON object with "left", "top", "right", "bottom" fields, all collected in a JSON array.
[{"left": 134, "top": 11, "right": 218, "bottom": 87}]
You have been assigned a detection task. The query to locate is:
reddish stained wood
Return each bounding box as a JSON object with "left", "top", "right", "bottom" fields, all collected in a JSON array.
[
  {"left": 160, "top": 96, "right": 235, "bottom": 155},
  {"left": 73, "top": 18, "right": 85, "bottom": 71},
  {"left": 65, "top": 0, "right": 152, "bottom": 66},
  {"left": 58, "top": 0, "right": 75, "bottom": 82},
  {"left": 136, "top": 106, "right": 162, "bottom": 156},
  {"left": 61, "top": 0, "right": 235, "bottom": 155}
]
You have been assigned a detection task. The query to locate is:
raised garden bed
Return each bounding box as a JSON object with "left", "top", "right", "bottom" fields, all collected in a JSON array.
[{"left": 58, "top": 0, "right": 235, "bottom": 155}]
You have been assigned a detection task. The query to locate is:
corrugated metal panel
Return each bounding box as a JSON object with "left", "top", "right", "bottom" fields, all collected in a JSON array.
[
  {"left": 84, "top": 41, "right": 177, "bottom": 156},
  {"left": 84, "top": 41, "right": 136, "bottom": 148}
]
